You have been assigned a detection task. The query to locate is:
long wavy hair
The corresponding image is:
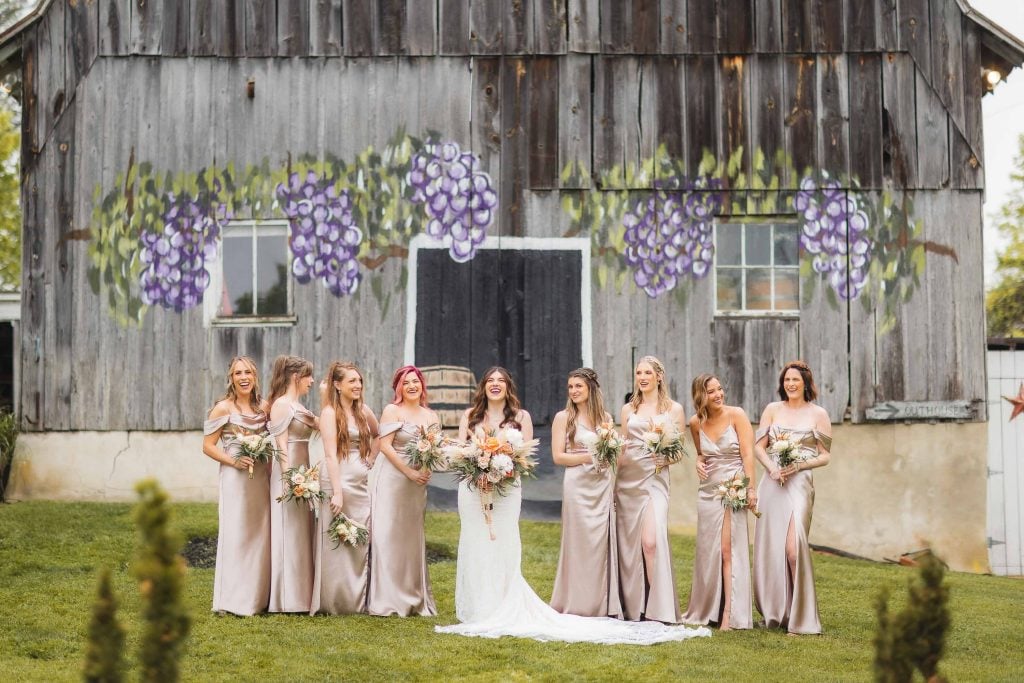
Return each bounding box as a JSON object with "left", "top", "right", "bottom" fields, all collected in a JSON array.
[
  {"left": 777, "top": 360, "right": 818, "bottom": 402},
  {"left": 564, "top": 368, "right": 605, "bottom": 448},
  {"left": 391, "top": 365, "right": 429, "bottom": 407},
  {"left": 323, "top": 361, "right": 373, "bottom": 463},
  {"left": 266, "top": 355, "right": 314, "bottom": 407},
  {"left": 691, "top": 373, "right": 720, "bottom": 424},
  {"left": 629, "top": 355, "right": 671, "bottom": 413},
  {"left": 216, "top": 356, "right": 263, "bottom": 414},
  {"left": 466, "top": 366, "right": 522, "bottom": 432}
]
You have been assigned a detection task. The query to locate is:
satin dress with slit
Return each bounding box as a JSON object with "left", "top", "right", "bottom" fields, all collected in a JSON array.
[
  {"left": 614, "top": 413, "right": 681, "bottom": 624},
  {"left": 204, "top": 411, "right": 271, "bottom": 616},
  {"left": 753, "top": 424, "right": 831, "bottom": 634},
  {"left": 367, "top": 422, "right": 437, "bottom": 617},
  {"left": 550, "top": 424, "right": 621, "bottom": 617},
  {"left": 267, "top": 404, "right": 317, "bottom": 613},
  {"left": 682, "top": 424, "right": 753, "bottom": 629},
  {"left": 311, "top": 428, "right": 372, "bottom": 615}
]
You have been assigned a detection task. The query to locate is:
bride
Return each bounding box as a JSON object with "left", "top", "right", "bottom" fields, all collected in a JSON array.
[{"left": 435, "top": 367, "right": 711, "bottom": 645}]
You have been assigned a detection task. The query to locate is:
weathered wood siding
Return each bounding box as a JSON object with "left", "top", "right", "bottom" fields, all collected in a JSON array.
[{"left": 15, "top": 0, "right": 997, "bottom": 430}]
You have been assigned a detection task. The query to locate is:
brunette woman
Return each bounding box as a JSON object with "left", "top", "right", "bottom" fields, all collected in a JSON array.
[
  {"left": 682, "top": 374, "right": 756, "bottom": 630},
  {"left": 615, "top": 355, "right": 686, "bottom": 624},
  {"left": 550, "top": 368, "right": 620, "bottom": 618},
  {"left": 202, "top": 356, "right": 271, "bottom": 615},
  {"left": 312, "top": 361, "right": 379, "bottom": 615},
  {"left": 753, "top": 360, "right": 832, "bottom": 634},
  {"left": 267, "top": 355, "right": 318, "bottom": 613},
  {"left": 367, "top": 365, "right": 440, "bottom": 617}
]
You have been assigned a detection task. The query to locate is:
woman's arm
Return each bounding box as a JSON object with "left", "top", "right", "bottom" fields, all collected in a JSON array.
[
  {"left": 518, "top": 410, "right": 534, "bottom": 442},
  {"left": 689, "top": 415, "right": 708, "bottom": 481},
  {"left": 320, "top": 406, "right": 344, "bottom": 515},
  {"left": 202, "top": 403, "right": 250, "bottom": 469},
  {"left": 364, "top": 406, "right": 381, "bottom": 467},
  {"left": 733, "top": 408, "right": 757, "bottom": 509},
  {"left": 802, "top": 407, "right": 832, "bottom": 471},
  {"left": 378, "top": 405, "right": 429, "bottom": 485},
  {"left": 458, "top": 409, "right": 471, "bottom": 442},
  {"left": 269, "top": 399, "right": 293, "bottom": 470},
  {"left": 753, "top": 403, "right": 782, "bottom": 483},
  {"left": 551, "top": 411, "right": 586, "bottom": 467}
]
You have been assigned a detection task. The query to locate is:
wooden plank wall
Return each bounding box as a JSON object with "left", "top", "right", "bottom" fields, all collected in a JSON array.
[
  {"left": 987, "top": 350, "right": 1024, "bottom": 576},
  {"left": 16, "top": 0, "right": 998, "bottom": 429}
]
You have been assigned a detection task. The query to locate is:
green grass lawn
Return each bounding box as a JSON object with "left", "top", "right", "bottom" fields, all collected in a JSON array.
[{"left": 1, "top": 501, "right": 1021, "bottom": 682}]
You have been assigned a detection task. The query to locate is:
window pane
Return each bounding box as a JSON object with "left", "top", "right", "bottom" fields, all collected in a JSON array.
[
  {"left": 746, "top": 268, "right": 772, "bottom": 310},
  {"left": 774, "top": 269, "right": 800, "bottom": 311},
  {"left": 256, "top": 234, "right": 289, "bottom": 315},
  {"left": 221, "top": 234, "right": 253, "bottom": 316},
  {"left": 716, "top": 224, "right": 742, "bottom": 265},
  {"left": 773, "top": 224, "right": 799, "bottom": 266},
  {"left": 716, "top": 268, "right": 742, "bottom": 310},
  {"left": 745, "top": 226, "right": 771, "bottom": 265}
]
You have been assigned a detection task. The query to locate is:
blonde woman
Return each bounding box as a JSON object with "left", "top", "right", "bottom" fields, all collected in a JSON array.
[
  {"left": 615, "top": 356, "right": 686, "bottom": 623},
  {"left": 753, "top": 360, "right": 832, "bottom": 634},
  {"left": 312, "top": 361, "right": 379, "bottom": 615},
  {"left": 202, "top": 356, "right": 270, "bottom": 615},
  {"left": 682, "top": 374, "right": 756, "bottom": 630},
  {"left": 550, "top": 368, "right": 620, "bottom": 617}
]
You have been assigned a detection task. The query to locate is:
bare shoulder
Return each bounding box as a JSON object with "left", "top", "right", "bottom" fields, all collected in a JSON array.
[
  {"left": 726, "top": 405, "right": 749, "bottom": 422},
  {"left": 320, "top": 404, "right": 336, "bottom": 420},
  {"left": 552, "top": 410, "right": 568, "bottom": 426},
  {"left": 208, "top": 400, "right": 232, "bottom": 419},
  {"left": 517, "top": 409, "right": 532, "bottom": 423},
  {"left": 379, "top": 403, "right": 400, "bottom": 421},
  {"left": 360, "top": 404, "right": 378, "bottom": 421}
]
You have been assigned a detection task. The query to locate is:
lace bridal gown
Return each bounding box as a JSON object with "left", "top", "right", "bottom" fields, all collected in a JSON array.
[{"left": 434, "top": 481, "right": 711, "bottom": 645}]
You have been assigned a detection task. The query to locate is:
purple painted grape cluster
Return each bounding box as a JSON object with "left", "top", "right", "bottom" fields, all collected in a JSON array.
[
  {"left": 622, "top": 177, "right": 724, "bottom": 298},
  {"left": 794, "top": 175, "right": 872, "bottom": 300},
  {"left": 277, "top": 171, "right": 363, "bottom": 297},
  {"left": 138, "top": 192, "right": 225, "bottom": 311},
  {"left": 407, "top": 141, "right": 497, "bottom": 263}
]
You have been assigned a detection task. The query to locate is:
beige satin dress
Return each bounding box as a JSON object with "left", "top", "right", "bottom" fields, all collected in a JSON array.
[
  {"left": 682, "top": 424, "right": 753, "bottom": 629},
  {"left": 550, "top": 424, "right": 621, "bottom": 617},
  {"left": 311, "top": 428, "right": 372, "bottom": 615},
  {"left": 753, "top": 424, "right": 831, "bottom": 634},
  {"left": 267, "top": 404, "right": 317, "bottom": 613},
  {"left": 204, "top": 411, "right": 271, "bottom": 616},
  {"left": 614, "top": 413, "right": 681, "bottom": 624},
  {"left": 367, "top": 422, "right": 437, "bottom": 617}
]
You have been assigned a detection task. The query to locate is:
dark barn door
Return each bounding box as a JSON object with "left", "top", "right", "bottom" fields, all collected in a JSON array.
[{"left": 415, "top": 248, "right": 583, "bottom": 426}]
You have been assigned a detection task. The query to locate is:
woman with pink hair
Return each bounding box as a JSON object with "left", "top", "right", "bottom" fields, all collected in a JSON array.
[{"left": 367, "top": 365, "right": 441, "bottom": 616}]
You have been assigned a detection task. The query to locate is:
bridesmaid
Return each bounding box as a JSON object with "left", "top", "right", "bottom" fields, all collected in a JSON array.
[
  {"left": 267, "top": 354, "right": 318, "bottom": 614},
  {"left": 202, "top": 356, "right": 271, "bottom": 615},
  {"left": 615, "top": 355, "right": 686, "bottom": 624},
  {"left": 312, "top": 361, "right": 379, "bottom": 615},
  {"left": 753, "top": 360, "right": 832, "bottom": 635},
  {"left": 682, "top": 374, "right": 756, "bottom": 630},
  {"left": 368, "top": 365, "right": 440, "bottom": 617},
  {"left": 550, "top": 368, "right": 620, "bottom": 618}
]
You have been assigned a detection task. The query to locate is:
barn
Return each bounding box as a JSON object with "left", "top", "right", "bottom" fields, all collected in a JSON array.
[{"left": 0, "top": 0, "right": 1020, "bottom": 572}]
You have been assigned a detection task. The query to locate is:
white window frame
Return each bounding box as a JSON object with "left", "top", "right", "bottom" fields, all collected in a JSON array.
[
  {"left": 713, "top": 219, "right": 800, "bottom": 318},
  {"left": 403, "top": 233, "right": 593, "bottom": 368},
  {"left": 204, "top": 219, "right": 297, "bottom": 328}
]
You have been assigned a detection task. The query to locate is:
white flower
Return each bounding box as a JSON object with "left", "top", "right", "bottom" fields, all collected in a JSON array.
[
  {"left": 504, "top": 428, "right": 524, "bottom": 448},
  {"left": 490, "top": 453, "right": 514, "bottom": 476},
  {"left": 292, "top": 472, "right": 306, "bottom": 485},
  {"left": 577, "top": 432, "right": 599, "bottom": 449},
  {"left": 306, "top": 480, "right": 321, "bottom": 494}
]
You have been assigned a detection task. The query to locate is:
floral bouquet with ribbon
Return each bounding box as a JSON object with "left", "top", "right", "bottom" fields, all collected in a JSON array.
[
  {"left": 276, "top": 463, "right": 327, "bottom": 518},
  {"left": 578, "top": 421, "right": 624, "bottom": 473},
  {"left": 768, "top": 431, "right": 805, "bottom": 485},
  {"left": 404, "top": 423, "right": 452, "bottom": 472},
  {"left": 234, "top": 432, "right": 280, "bottom": 479},
  {"left": 327, "top": 512, "right": 370, "bottom": 548},
  {"left": 445, "top": 426, "right": 539, "bottom": 539},
  {"left": 639, "top": 417, "right": 686, "bottom": 474},
  {"left": 714, "top": 473, "right": 761, "bottom": 517}
]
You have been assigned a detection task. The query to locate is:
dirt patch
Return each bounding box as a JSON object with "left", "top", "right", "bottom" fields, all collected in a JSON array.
[
  {"left": 181, "top": 536, "right": 217, "bottom": 569},
  {"left": 425, "top": 541, "right": 455, "bottom": 564}
]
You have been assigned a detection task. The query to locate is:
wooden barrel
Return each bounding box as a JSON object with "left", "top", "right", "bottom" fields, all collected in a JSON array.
[{"left": 420, "top": 365, "right": 476, "bottom": 430}]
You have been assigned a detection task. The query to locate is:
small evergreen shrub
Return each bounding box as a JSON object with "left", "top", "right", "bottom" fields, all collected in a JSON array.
[{"left": 82, "top": 567, "right": 125, "bottom": 683}]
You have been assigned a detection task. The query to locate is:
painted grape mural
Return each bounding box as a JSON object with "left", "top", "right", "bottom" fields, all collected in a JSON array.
[{"left": 86, "top": 129, "right": 949, "bottom": 330}]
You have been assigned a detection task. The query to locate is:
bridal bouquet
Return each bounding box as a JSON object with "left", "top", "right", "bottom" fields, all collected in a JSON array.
[
  {"left": 639, "top": 417, "right": 686, "bottom": 474},
  {"left": 276, "top": 464, "right": 327, "bottom": 517},
  {"left": 444, "top": 426, "right": 539, "bottom": 539},
  {"left": 327, "top": 512, "right": 369, "bottom": 548},
  {"left": 235, "top": 432, "right": 279, "bottom": 479},
  {"left": 579, "top": 421, "right": 624, "bottom": 473},
  {"left": 715, "top": 473, "right": 762, "bottom": 518},
  {"left": 768, "top": 433, "right": 802, "bottom": 468},
  {"left": 404, "top": 423, "right": 451, "bottom": 472}
]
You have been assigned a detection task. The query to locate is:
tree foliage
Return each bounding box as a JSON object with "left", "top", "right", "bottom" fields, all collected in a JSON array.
[
  {"left": 0, "top": 100, "right": 19, "bottom": 292},
  {"left": 82, "top": 567, "right": 126, "bottom": 683},
  {"left": 987, "top": 134, "right": 1024, "bottom": 338}
]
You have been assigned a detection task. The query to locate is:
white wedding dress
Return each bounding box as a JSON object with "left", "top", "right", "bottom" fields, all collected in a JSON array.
[{"left": 434, "top": 481, "right": 712, "bottom": 644}]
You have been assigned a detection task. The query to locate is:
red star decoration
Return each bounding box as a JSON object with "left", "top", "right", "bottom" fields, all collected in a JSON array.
[{"left": 1004, "top": 383, "right": 1024, "bottom": 422}]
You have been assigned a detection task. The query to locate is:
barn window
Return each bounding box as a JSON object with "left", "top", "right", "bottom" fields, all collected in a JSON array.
[
  {"left": 714, "top": 221, "right": 799, "bottom": 314},
  {"left": 206, "top": 220, "right": 295, "bottom": 326}
]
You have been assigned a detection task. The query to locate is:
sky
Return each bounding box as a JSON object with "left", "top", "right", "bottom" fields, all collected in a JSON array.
[{"left": 972, "top": 0, "right": 1024, "bottom": 285}]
